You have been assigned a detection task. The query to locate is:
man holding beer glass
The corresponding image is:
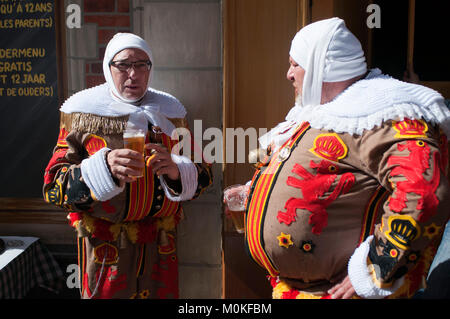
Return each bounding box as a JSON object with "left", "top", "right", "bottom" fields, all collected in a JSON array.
[{"left": 43, "top": 33, "right": 212, "bottom": 299}]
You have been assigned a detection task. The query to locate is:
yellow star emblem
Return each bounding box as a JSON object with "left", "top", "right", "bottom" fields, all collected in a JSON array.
[
  {"left": 423, "top": 223, "right": 441, "bottom": 240},
  {"left": 277, "top": 232, "right": 294, "bottom": 248},
  {"left": 139, "top": 289, "right": 150, "bottom": 299}
]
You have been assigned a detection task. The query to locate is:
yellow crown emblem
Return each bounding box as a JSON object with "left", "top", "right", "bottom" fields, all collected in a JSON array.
[
  {"left": 309, "top": 133, "right": 348, "bottom": 162},
  {"left": 94, "top": 243, "right": 119, "bottom": 265},
  {"left": 393, "top": 118, "right": 428, "bottom": 138},
  {"left": 56, "top": 128, "right": 69, "bottom": 147},
  {"left": 384, "top": 215, "right": 420, "bottom": 250}
]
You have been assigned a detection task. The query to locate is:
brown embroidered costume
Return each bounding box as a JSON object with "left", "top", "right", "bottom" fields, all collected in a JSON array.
[
  {"left": 241, "top": 18, "right": 450, "bottom": 299},
  {"left": 43, "top": 33, "right": 212, "bottom": 299}
]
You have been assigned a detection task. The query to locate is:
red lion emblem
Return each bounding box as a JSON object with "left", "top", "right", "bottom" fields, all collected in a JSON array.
[
  {"left": 277, "top": 160, "right": 355, "bottom": 234},
  {"left": 387, "top": 140, "right": 441, "bottom": 222}
]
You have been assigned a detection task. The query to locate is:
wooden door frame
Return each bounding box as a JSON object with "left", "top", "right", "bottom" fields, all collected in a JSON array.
[
  {"left": 221, "top": 0, "right": 311, "bottom": 299},
  {"left": 222, "top": 0, "right": 310, "bottom": 189}
]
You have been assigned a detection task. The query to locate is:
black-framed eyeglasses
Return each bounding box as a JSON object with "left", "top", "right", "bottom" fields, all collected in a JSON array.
[{"left": 109, "top": 60, "right": 152, "bottom": 72}]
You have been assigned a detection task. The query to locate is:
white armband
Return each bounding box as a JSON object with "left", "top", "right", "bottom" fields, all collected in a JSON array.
[
  {"left": 348, "top": 235, "right": 404, "bottom": 299},
  {"left": 159, "top": 154, "right": 198, "bottom": 202},
  {"left": 80, "top": 147, "right": 124, "bottom": 201}
]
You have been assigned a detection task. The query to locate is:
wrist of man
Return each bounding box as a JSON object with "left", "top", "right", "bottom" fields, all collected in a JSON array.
[
  {"left": 105, "top": 149, "right": 121, "bottom": 187},
  {"left": 159, "top": 154, "right": 198, "bottom": 201}
]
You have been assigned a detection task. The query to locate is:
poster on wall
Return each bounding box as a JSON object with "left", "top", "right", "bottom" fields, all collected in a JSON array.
[{"left": 0, "top": 0, "right": 60, "bottom": 198}]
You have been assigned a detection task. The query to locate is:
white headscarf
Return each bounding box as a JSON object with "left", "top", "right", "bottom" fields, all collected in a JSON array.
[
  {"left": 289, "top": 17, "right": 367, "bottom": 108},
  {"left": 259, "top": 17, "right": 450, "bottom": 151},
  {"left": 61, "top": 33, "right": 187, "bottom": 136},
  {"left": 259, "top": 18, "right": 366, "bottom": 150},
  {"left": 103, "top": 33, "right": 154, "bottom": 103}
]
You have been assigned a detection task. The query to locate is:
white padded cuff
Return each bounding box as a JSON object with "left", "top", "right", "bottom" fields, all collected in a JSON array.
[
  {"left": 159, "top": 154, "right": 198, "bottom": 202},
  {"left": 348, "top": 235, "right": 404, "bottom": 299},
  {"left": 80, "top": 147, "right": 124, "bottom": 201}
]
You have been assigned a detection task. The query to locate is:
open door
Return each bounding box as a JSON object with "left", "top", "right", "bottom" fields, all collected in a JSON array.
[{"left": 222, "top": 0, "right": 309, "bottom": 299}]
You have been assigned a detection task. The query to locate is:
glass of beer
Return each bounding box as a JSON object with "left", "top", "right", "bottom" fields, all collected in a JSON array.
[
  {"left": 123, "top": 128, "right": 146, "bottom": 178},
  {"left": 223, "top": 185, "right": 248, "bottom": 234}
]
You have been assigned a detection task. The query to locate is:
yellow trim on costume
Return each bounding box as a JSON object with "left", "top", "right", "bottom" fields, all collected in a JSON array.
[
  {"left": 272, "top": 278, "right": 324, "bottom": 299},
  {"left": 387, "top": 244, "right": 435, "bottom": 298},
  {"left": 309, "top": 133, "right": 348, "bottom": 162},
  {"left": 109, "top": 224, "right": 122, "bottom": 240},
  {"left": 93, "top": 243, "right": 119, "bottom": 265},
  {"left": 139, "top": 289, "right": 150, "bottom": 299},
  {"left": 359, "top": 186, "right": 388, "bottom": 244},
  {"left": 126, "top": 223, "right": 139, "bottom": 243},
  {"left": 423, "top": 223, "right": 442, "bottom": 240},
  {"left": 45, "top": 179, "right": 64, "bottom": 206},
  {"left": 90, "top": 190, "right": 98, "bottom": 201},
  {"left": 81, "top": 214, "right": 96, "bottom": 234},
  {"left": 277, "top": 232, "right": 294, "bottom": 249},
  {"left": 158, "top": 233, "right": 176, "bottom": 255},
  {"left": 136, "top": 244, "right": 146, "bottom": 277},
  {"left": 384, "top": 215, "right": 420, "bottom": 250},
  {"left": 56, "top": 128, "right": 69, "bottom": 147},
  {"left": 415, "top": 140, "right": 425, "bottom": 147},
  {"left": 389, "top": 248, "right": 399, "bottom": 258},
  {"left": 367, "top": 258, "right": 394, "bottom": 289},
  {"left": 393, "top": 119, "right": 428, "bottom": 138},
  {"left": 246, "top": 123, "right": 310, "bottom": 277},
  {"left": 157, "top": 215, "right": 177, "bottom": 232}
]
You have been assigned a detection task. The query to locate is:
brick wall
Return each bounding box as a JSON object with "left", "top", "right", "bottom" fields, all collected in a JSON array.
[{"left": 83, "top": 0, "right": 132, "bottom": 88}]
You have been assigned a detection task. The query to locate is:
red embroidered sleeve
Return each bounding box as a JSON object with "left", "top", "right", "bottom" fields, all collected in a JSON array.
[
  {"left": 363, "top": 119, "right": 450, "bottom": 291},
  {"left": 42, "top": 126, "right": 94, "bottom": 211}
]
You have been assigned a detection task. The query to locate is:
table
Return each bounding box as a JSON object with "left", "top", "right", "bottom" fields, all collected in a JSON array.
[{"left": 0, "top": 236, "right": 64, "bottom": 299}]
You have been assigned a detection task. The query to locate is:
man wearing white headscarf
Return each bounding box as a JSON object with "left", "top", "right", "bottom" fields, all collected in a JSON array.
[
  {"left": 43, "top": 33, "right": 212, "bottom": 299},
  {"left": 227, "top": 17, "right": 450, "bottom": 299}
]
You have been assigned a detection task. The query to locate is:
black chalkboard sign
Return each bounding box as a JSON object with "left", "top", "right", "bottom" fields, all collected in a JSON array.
[{"left": 0, "top": 0, "right": 60, "bottom": 197}]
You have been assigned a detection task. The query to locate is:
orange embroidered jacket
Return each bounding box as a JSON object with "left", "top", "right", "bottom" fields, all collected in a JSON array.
[{"left": 245, "top": 119, "right": 450, "bottom": 298}]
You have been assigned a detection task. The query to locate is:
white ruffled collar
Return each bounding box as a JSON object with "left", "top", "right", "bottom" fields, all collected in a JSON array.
[
  {"left": 299, "top": 68, "right": 450, "bottom": 136},
  {"left": 60, "top": 83, "right": 186, "bottom": 136},
  {"left": 260, "top": 69, "right": 450, "bottom": 150}
]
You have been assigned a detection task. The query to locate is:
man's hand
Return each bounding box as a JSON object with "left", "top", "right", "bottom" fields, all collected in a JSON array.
[
  {"left": 327, "top": 275, "right": 356, "bottom": 299},
  {"left": 145, "top": 143, "right": 180, "bottom": 181},
  {"left": 107, "top": 148, "right": 145, "bottom": 184},
  {"left": 223, "top": 184, "right": 250, "bottom": 217}
]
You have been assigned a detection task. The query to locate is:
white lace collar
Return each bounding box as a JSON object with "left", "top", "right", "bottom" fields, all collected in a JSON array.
[
  {"left": 260, "top": 69, "right": 450, "bottom": 151},
  {"left": 60, "top": 83, "right": 186, "bottom": 136},
  {"left": 297, "top": 69, "right": 450, "bottom": 136}
]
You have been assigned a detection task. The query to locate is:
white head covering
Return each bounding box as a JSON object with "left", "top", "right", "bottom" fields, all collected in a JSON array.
[
  {"left": 259, "top": 18, "right": 367, "bottom": 151},
  {"left": 103, "top": 33, "right": 154, "bottom": 103},
  {"left": 260, "top": 17, "right": 449, "bottom": 152},
  {"left": 61, "top": 32, "right": 187, "bottom": 137},
  {"left": 289, "top": 17, "right": 367, "bottom": 107}
]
